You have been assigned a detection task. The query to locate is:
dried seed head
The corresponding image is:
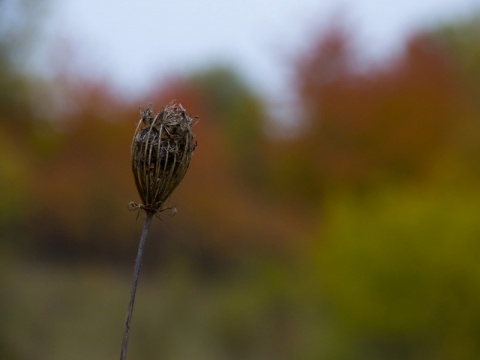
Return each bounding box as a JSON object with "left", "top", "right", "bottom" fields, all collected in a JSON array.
[{"left": 130, "top": 102, "right": 196, "bottom": 214}]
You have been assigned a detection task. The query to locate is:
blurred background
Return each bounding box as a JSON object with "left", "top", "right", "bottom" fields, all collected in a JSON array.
[{"left": 2, "top": 0, "right": 480, "bottom": 359}]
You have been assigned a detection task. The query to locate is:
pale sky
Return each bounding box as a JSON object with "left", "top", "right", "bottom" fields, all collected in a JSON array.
[{"left": 35, "top": 0, "right": 480, "bottom": 103}]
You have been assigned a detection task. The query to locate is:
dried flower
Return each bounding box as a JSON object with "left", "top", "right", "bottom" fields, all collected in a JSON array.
[
  {"left": 130, "top": 102, "right": 196, "bottom": 214},
  {"left": 121, "top": 102, "right": 197, "bottom": 360}
]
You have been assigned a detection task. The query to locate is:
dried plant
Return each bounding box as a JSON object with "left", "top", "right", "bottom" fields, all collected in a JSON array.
[{"left": 120, "top": 102, "right": 196, "bottom": 360}]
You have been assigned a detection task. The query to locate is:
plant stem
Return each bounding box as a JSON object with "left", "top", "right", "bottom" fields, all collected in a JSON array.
[{"left": 120, "top": 211, "right": 154, "bottom": 360}]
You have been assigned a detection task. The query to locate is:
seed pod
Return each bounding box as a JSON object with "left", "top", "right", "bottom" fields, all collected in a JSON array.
[{"left": 130, "top": 102, "right": 196, "bottom": 214}]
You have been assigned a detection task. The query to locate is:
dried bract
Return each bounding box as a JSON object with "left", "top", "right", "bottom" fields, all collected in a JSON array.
[{"left": 130, "top": 102, "right": 196, "bottom": 214}]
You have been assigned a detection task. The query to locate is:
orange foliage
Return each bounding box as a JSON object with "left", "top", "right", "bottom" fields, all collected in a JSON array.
[
  {"left": 14, "top": 71, "right": 312, "bottom": 263},
  {"left": 289, "top": 28, "right": 473, "bottom": 194},
  {"left": 4, "top": 22, "right": 480, "bottom": 263}
]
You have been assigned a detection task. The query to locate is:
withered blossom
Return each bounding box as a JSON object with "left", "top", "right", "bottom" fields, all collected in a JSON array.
[
  {"left": 121, "top": 102, "right": 196, "bottom": 360},
  {"left": 130, "top": 102, "right": 196, "bottom": 214}
]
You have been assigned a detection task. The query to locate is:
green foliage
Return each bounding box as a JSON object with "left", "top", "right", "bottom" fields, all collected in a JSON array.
[
  {"left": 305, "top": 184, "right": 480, "bottom": 359},
  {"left": 190, "top": 66, "right": 267, "bottom": 187},
  {"left": 0, "top": 0, "right": 49, "bottom": 117},
  {"left": 432, "top": 13, "right": 480, "bottom": 174},
  {"left": 191, "top": 67, "right": 263, "bottom": 142},
  {"left": 434, "top": 13, "right": 480, "bottom": 99}
]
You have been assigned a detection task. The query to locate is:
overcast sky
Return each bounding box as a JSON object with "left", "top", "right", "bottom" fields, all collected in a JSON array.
[{"left": 35, "top": 0, "right": 480, "bottom": 102}]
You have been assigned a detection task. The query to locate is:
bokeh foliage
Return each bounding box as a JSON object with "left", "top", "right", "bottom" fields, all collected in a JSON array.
[{"left": 2, "top": 3, "right": 480, "bottom": 359}]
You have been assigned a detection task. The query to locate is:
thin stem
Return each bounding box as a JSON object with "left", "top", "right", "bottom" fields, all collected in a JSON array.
[{"left": 120, "top": 211, "right": 154, "bottom": 360}]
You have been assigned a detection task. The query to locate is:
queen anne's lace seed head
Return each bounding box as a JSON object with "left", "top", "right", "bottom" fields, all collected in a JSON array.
[{"left": 130, "top": 102, "right": 196, "bottom": 214}]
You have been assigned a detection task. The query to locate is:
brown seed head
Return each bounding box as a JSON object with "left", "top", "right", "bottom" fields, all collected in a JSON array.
[{"left": 130, "top": 102, "right": 196, "bottom": 214}]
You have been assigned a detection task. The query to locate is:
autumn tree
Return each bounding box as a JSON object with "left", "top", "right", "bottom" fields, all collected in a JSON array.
[{"left": 273, "top": 25, "right": 472, "bottom": 202}]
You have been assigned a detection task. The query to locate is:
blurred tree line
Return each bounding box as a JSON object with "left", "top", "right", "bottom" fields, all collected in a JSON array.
[{"left": 2, "top": 0, "right": 480, "bottom": 358}]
